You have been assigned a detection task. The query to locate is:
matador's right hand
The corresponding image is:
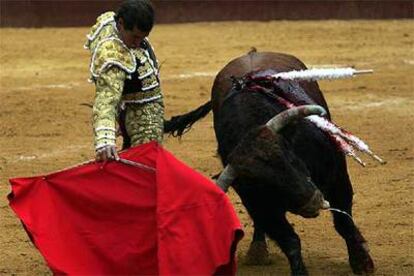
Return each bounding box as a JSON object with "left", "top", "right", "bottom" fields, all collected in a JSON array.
[{"left": 95, "top": 145, "right": 119, "bottom": 162}]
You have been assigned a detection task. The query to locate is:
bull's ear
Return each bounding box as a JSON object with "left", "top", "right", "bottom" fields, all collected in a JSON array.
[{"left": 266, "top": 105, "right": 326, "bottom": 134}]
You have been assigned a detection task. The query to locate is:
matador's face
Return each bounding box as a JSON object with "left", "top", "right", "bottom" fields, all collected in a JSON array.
[{"left": 117, "top": 19, "right": 149, "bottom": 49}]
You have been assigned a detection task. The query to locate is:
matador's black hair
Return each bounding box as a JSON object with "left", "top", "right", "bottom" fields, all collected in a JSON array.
[{"left": 115, "top": 0, "right": 154, "bottom": 32}]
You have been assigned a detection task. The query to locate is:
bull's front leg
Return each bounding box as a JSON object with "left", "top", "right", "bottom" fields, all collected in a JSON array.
[
  {"left": 333, "top": 211, "right": 374, "bottom": 274},
  {"left": 229, "top": 180, "right": 271, "bottom": 266},
  {"left": 330, "top": 200, "right": 374, "bottom": 274},
  {"left": 327, "top": 174, "right": 374, "bottom": 274},
  {"left": 244, "top": 225, "right": 271, "bottom": 265},
  {"left": 263, "top": 214, "right": 308, "bottom": 276}
]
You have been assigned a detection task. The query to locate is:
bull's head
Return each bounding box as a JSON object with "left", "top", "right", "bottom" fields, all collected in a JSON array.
[{"left": 217, "top": 105, "right": 330, "bottom": 218}]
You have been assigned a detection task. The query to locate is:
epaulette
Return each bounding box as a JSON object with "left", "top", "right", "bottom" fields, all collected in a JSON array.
[
  {"left": 90, "top": 37, "right": 137, "bottom": 78},
  {"left": 84, "top": 11, "right": 116, "bottom": 50}
]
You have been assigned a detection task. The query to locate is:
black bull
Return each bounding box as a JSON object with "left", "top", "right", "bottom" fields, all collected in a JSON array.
[{"left": 164, "top": 51, "right": 374, "bottom": 275}]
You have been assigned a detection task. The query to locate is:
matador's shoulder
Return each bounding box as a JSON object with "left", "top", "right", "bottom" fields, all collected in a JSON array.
[
  {"left": 84, "top": 11, "right": 116, "bottom": 50},
  {"left": 85, "top": 12, "right": 137, "bottom": 79},
  {"left": 90, "top": 38, "right": 136, "bottom": 78}
]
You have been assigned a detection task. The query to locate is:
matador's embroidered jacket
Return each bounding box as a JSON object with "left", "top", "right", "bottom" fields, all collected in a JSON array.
[{"left": 85, "top": 12, "right": 164, "bottom": 150}]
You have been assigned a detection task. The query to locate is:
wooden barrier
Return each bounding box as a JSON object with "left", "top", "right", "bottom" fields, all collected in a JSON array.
[{"left": 1, "top": 0, "right": 413, "bottom": 27}]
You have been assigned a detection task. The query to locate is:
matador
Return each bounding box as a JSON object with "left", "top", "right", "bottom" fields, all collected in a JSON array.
[{"left": 85, "top": 0, "right": 163, "bottom": 161}]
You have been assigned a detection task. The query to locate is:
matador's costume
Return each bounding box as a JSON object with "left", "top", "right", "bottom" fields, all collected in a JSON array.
[{"left": 85, "top": 12, "right": 164, "bottom": 151}]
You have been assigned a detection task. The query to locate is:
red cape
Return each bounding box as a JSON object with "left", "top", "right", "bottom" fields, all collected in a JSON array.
[{"left": 8, "top": 142, "right": 243, "bottom": 275}]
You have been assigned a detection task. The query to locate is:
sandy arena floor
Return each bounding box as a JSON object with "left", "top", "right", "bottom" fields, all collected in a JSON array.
[{"left": 0, "top": 20, "right": 413, "bottom": 275}]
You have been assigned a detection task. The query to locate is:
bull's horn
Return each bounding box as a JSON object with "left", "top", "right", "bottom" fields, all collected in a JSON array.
[
  {"left": 266, "top": 105, "right": 327, "bottom": 133},
  {"left": 216, "top": 165, "right": 236, "bottom": 193}
]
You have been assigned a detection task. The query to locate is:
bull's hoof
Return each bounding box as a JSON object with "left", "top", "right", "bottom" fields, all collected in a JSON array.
[
  {"left": 244, "top": 241, "right": 272, "bottom": 265},
  {"left": 349, "top": 242, "right": 375, "bottom": 274},
  {"left": 291, "top": 268, "right": 309, "bottom": 276}
]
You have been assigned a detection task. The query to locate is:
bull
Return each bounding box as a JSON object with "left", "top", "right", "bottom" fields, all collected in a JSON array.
[{"left": 164, "top": 50, "right": 374, "bottom": 275}]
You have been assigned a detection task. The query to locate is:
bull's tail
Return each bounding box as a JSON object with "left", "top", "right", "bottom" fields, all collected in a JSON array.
[{"left": 164, "top": 101, "right": 212, "bottom": 137}]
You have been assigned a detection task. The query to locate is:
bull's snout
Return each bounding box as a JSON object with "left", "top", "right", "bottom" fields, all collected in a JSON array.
[{"left": 296, "top": 190, "right": 330, "bottom": 218}]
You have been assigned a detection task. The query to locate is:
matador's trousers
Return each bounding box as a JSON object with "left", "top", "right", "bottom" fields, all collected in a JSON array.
[{"left": 119, "top": 100, "right": 164, "bottom": 149}]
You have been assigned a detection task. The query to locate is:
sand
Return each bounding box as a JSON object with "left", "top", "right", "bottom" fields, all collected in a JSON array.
[{"left": 0, "top": 20, "right": 413, "bottom": 275}]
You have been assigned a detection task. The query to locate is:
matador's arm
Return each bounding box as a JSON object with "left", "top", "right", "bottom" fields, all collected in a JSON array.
[{"left": 93, "top": 66, "right": 126, "bottom": 151}]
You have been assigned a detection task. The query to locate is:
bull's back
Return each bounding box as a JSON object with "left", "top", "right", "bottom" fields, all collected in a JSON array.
[{"left": 211, "top": 51, "right": 330, "bottom": 115}]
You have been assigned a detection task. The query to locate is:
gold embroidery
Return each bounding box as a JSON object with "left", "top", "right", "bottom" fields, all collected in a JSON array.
[
  {"left": 132, "top": 48, "right": 148, "bottom": 64},
  {"left": 91, "top": 38, "right": 136, "bottom": 78},
  {"left": 85, "top": 11, "right": 116, "bottom": 50},
  {"left": 142, "top": 74, "right": 159, "bottom": 90},
  {"left": 137, "top": 62, "right": 153, "bottom": 79},
  {"left": 93, "top": 67, "right": 126, "bottom": 148},
  {"left": 85, "top": 12, "right": 136, "bottom": 79},
  {"left": 122, "top": 87, "right": 161, "bottom": 102},
  {"left": 125, "top": 101, "right": 164, "bottom": 146}
]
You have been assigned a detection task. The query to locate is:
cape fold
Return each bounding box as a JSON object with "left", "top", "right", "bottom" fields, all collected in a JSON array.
[{"left": 8, "top": 141, "right": 243, "bottom": 275}]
